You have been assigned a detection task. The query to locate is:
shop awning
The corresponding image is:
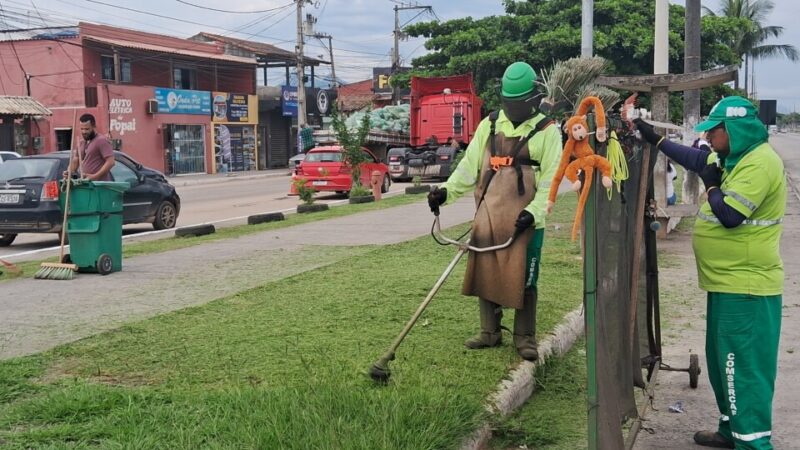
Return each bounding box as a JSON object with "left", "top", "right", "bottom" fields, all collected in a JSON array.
[{"left": 0, "top": 96, "right": 52, "bottom": 117}]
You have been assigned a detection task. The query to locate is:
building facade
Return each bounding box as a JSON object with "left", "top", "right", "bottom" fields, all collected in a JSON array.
[{"left": 0, "top": 23, "right": 257, "bottom": 175}]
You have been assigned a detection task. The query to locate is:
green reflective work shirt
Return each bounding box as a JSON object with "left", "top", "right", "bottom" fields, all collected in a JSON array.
[
  {"left": 692, "top": 143, "right": 786, "bottom": 295},
  {"left": 441, "top": 111, "right": 562, "bottom": 229}
]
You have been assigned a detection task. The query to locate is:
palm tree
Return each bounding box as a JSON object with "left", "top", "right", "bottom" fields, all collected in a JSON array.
[{"left": 704, "top": 0, "right": 798, "bottom": 96}]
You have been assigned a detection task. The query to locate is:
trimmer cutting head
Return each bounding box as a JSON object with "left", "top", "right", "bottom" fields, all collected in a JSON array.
[{"left": 369, "top": 362, "right": 391, "bottom": 384}]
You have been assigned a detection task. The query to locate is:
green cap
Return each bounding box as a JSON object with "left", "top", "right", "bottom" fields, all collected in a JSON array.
[
  {"left": 501, "top": 62, "right": 537, "bottom": 98},
  {"left": 695, "top": 96, "right": 759, "bottom": 132}
]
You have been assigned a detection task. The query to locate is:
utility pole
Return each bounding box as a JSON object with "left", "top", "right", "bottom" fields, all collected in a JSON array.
[
  {"left": 652, "top": 0, "right": 670, "bottom": 210},
  {"left": 682, "top": 0, "right": 702, "bottom": 205},
  {"left": 581, "top": 0, "right": 593, "bottom": 57},
  {"left": 295, "top": 0, "right": 310, "bottom": 126},
  {"left": 392, "top": 3, "right": 431, "bottom": 103},
  {"left": 311, "top": 32, "right": 336, "bottom": 89}
]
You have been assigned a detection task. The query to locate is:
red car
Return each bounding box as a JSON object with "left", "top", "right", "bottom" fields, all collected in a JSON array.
[{"left": 290, "top": 145, "right": 391, "bottom": 195}]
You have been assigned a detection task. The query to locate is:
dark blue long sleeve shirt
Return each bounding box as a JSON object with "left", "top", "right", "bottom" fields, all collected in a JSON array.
[{"left": 658, "top": 139, "right": 746, "bottom": 228}]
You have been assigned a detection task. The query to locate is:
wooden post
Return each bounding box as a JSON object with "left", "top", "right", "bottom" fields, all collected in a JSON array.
[{"left": 651, "top": 87, "right": 669, "bottom": 221}]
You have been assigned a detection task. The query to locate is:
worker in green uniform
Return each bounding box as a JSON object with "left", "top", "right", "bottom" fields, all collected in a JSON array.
[
  {"left": 635, "top": 96, "right": 786, "bottom": 449},
  {"left": 427, "top": 62, "right": 562, "bottom": 361}
]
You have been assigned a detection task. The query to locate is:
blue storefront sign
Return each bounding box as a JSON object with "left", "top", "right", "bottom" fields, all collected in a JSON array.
[
  {"left": 281, "top": 86, "right": 298, "bottom": 117},
  {"left": 154, "top": 88, "right": 211, "bottom": 115}
]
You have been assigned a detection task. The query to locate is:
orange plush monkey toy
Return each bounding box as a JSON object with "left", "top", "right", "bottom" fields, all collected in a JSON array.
[{"left": 547, "top": 96, "right": 613, "bottom": 240}]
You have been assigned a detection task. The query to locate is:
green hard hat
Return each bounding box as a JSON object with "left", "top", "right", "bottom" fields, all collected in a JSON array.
[{"left": 501, "top": 62, "right": 537, "bottom": 98}]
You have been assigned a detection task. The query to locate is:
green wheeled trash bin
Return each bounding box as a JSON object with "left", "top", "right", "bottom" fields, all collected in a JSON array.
[{"left": 61, "top": 179, "right": 129, "bottom": 275}]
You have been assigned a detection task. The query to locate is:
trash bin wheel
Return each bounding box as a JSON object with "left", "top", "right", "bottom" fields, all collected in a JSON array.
[
  {"left": 62, "top": 253, "right": 71, "bottom": 264},
  {"left": 96, "top": 253, "right": 114, "bottom": 275},
  {"left": 689, "top": 353, "right": 701, "bottom": 389}
]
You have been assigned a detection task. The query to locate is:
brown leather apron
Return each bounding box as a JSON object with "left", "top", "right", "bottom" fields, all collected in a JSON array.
[{"left": 462, "top": 132, "right": 537, "bottom": 309}]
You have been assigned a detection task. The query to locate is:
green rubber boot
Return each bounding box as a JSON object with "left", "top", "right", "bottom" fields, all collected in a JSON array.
[
  {"left": 513, "top": 288, "right": 539, "bottom": 361},
  {"left": 464, "top": 298, "right": 503, "bottom": 349}
]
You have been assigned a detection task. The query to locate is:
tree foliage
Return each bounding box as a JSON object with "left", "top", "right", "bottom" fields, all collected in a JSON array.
[
  {"left": 330, "top": 105, "right": 371, "bottom": 189},
  {"left": 402, "top": 0, "right": 747, "bottom": 119}
]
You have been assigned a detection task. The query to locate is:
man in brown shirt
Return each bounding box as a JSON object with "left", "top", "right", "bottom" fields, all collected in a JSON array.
[{"left": 68, "top": 113, "right": 114, "bottom": 181}]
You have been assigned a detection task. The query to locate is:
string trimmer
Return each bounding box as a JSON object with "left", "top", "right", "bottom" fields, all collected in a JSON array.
[{"left": 369, "top": 211, "right": 519, "bottom": 384}]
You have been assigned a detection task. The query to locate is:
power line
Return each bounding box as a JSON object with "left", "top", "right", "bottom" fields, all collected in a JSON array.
[{"left": 174, "top": 0, "right": 293, "bottom": 14}]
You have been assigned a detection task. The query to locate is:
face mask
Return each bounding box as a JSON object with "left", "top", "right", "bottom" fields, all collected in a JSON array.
[{"left": 502, "top": 93, "right": 542, "bottom": 122}]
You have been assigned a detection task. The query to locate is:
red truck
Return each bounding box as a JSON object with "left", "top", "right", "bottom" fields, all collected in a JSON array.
[
  {"left": 312, "top": 74, "right": 483, "bottom": 181},
  {"left": 387, "top": 74, "right": 483, "bottom": 181}
]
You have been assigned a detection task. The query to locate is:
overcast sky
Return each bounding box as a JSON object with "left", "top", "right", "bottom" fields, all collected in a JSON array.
[{"left": 3, "top": 0, "right": 798, "bottom": 113}]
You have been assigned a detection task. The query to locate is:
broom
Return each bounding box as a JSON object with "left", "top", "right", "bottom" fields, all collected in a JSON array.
[{"left": 35, "top": 113, "right": 79, "bottom": 280}]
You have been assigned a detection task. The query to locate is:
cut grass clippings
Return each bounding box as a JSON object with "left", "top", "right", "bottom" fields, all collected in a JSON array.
[{"left": 0, "top": 194, "right": 583, "bottom": 449}]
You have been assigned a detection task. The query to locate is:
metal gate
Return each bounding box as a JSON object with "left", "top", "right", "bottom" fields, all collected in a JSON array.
[
  {"left": 266, "top": 112, "right": 290, "bottom": 168},
  {"left": 166, "top": 124, "right": 206, "bottom": 175}
]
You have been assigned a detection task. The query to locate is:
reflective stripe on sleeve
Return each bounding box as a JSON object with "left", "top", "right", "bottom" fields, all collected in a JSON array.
[
  {"left": 697, "top": 211, "right": 783, "bottom": 226},
  {"left": 732, "top": 430, "right": 771, "bottom": 442},
  {"left": 723, "top": 190, "right": 757, "bottom": 213},
  {"left": 720, "top": 415, "right": 730, "bottom": 422}
]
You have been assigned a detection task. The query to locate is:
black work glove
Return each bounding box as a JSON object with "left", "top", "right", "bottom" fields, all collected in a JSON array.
[
  {"left": 515, "top": 210, "right": 535, "bottom": 233},
  {"left": 633, "top": 118, "right": 664, "bottom": 147},
  {"left": 427, "top": 187, "right": 447, "bottom": 215},
  {"left": 698, "top": 163, "right": 722, "bottom": 190}
]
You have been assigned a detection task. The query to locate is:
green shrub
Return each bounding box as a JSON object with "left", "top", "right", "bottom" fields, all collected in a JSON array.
[
  {"left": 349, "top": 183, "right": 371, "bottom": 198},
  {"left": 292, "top": 178, "right": 316, "bottom": 204}
]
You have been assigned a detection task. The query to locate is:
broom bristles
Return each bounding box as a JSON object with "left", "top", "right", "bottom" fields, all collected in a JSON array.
[{"left": 35, "top": 262, "right": 77, "bottom": 280}]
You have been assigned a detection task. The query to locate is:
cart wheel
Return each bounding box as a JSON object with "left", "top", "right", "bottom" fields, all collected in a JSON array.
[
  {"left": 96, "top": 253, "right": 113, "bottom": 275},
  {"left": 689, "top": 353, "right": 701, "bottom": 389}
]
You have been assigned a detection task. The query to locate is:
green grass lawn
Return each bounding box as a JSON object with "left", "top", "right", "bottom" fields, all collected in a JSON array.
[
  {"left": 489, "top": 339, "right": 588, "bottom": 450},
  {"left": 0, "top": 194, "right": 584, "bottom": 449}
]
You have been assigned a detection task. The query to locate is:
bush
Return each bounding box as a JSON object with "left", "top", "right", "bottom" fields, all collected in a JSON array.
[
  {"left": 349, "top": 183, "right": 371, "bottom": 198},
  {"left": 292, "top": 178, "right": 316, "bottom": 204}
]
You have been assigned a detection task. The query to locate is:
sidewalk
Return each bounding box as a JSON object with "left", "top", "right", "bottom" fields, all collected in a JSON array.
[
  {"left": 167, "top": 167, "right": 290, "bottom": 187},
  {"left": 0, "top": 197, "right": 476, "bottom": 359}
]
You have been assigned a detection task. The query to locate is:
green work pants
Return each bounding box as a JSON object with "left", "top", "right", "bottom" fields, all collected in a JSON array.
[
  {"left": 706, "top": 292, "right": 782, "bottom": 450},
  {"left": 524, "top": 228, "right": 544, "bottom": 289}
]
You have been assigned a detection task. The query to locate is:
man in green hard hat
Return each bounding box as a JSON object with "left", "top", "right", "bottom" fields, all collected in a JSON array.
[{"left": 427, "top": 61, "right": 562, "bottom": 361}]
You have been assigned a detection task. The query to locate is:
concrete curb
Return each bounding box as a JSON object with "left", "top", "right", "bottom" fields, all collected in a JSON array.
[{"left": 461, "top": 307, "right": 585, "bottom": 450}]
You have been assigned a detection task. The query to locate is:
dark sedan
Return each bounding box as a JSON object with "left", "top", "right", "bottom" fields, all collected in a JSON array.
[{"left": 0, "top": 151, "right": 180, "bottom": 246}]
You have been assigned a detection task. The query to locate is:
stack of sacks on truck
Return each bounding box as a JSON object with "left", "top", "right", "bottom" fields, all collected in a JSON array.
[{"left": 345, "top": 104, "right": 410, "bottom": 134}]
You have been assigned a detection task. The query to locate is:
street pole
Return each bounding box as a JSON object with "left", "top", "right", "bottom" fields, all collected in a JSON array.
[
  {"left": 311, "top": 33, "right": 336, "bottom": 89},
  {"left": 392, "top": 4, "right": 431, "bottom": 104},
  {"left": 652, "top": 0, "right": 670, "bottom": 210},
  {"left": 581, "top": 0, "right": 593, "bottom": 57},
  {"left": 327, "top": 35, "right": 337, "bottom": 89},
  {"left": 393, "top": 5, "right": 400, "bottom": 104},
  {"left": 682, "top": 0, "right": 701, "bottom": 205},
  {"left": 296, "top": 0, "right": 307, "bottom": 126}
]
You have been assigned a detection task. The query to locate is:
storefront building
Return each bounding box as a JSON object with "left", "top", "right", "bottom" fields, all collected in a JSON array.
[{"left": 0, "top": 23, "right": 258, "bottom": 174}]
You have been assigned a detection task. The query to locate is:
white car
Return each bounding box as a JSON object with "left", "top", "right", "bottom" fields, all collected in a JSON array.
[{"left": 0, "top": 151, "right": 22, "bottom": 163}]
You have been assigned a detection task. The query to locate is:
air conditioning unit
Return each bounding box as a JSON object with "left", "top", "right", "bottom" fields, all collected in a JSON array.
[{"left": 146, "top": 99, "right": 159, "bottom": 114}]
